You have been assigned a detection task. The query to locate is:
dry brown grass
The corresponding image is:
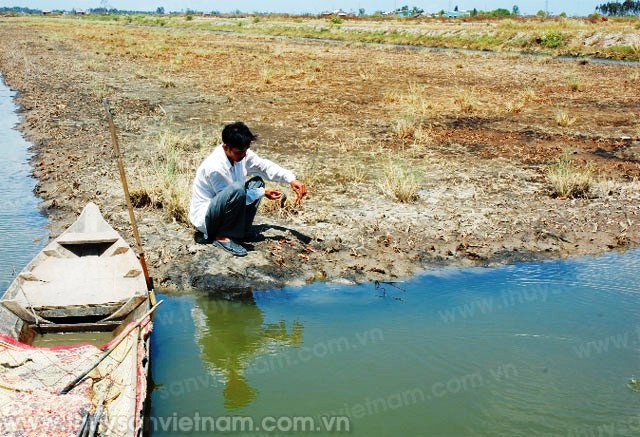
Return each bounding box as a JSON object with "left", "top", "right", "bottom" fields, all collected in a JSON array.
[
  {"left": 555, "top": 108, "right": 577, "bottom": 127},
  {"left": 130, "top": 128, "right": 213, "bottom": 223},
  {"left": 567, "top": 75, "right": 582, "bottom": 92},
  {"left": 399, "top": 82, "right": 431, "bottom": 116},
  {"left": 258, "top": 195, "right": 299, "bottom": 220},
  {"left": 380, "top": 158, "right": 421, "bottom": 203},
  {"left": 454, "top": 90, "right": 477, "bottom": 114},
  {"left": 546, "top": 150, "right": 594, "bottom": 198},
  {"left": 394, "top": 117, "right": 419, "bottom": 140},
  {"left": 505, "top": 99, "right": 525, "bottom": 114},
  {"left": 6, "top": 16, "right": 637, "bottom": 232},
  {"left": 522, "top": 87, "right": 537, "bottom": 103}
]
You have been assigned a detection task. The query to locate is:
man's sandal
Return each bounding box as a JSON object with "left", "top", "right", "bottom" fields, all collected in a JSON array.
[{"left": 212, "top": 239, "right": 248, "bottom": 257}]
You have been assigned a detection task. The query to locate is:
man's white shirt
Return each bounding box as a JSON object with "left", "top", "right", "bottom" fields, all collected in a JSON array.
[{"left": 189, "top": 144, "right": 296, "bottom": 236}]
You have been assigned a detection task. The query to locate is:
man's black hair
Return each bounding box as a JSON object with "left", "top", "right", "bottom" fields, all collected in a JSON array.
[{"left": 222, "top": 122, "right": 257, "bottom": 149}]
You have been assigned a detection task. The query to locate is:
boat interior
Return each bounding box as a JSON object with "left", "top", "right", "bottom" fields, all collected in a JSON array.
[{"left": 0, "top": 228, "right": 149, "bottom": 346}]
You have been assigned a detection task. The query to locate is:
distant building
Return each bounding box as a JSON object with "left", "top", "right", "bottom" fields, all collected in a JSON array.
[
  {"left": 322, "top": 9, "right": 348, "bottom": 17},
  {"left": 444, "top": 10, "right": 470, "bottom": 18}
]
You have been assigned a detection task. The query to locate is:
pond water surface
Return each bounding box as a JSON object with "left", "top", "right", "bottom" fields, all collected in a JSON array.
[
  {"left": 149, "top": 252, "right": 640, "bottom": 436},
  {"left": 1, "top": 76, "right": 639, "bottom": 437}
]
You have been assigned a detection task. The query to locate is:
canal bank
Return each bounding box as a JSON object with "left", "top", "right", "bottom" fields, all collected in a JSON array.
[
  {"left": 1, "top": 72, "right": 639, "bottom": 436},
  {"left": 1, "top": 19, "right": 639, "bottom": 293}
]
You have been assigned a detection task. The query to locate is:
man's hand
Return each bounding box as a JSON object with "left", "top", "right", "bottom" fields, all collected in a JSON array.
[
  {"left": 265, "top": 188, "right": 283, "bottom": 200},
  {"left": 290, "top": 180, "right": 307, "bottom": 206}
]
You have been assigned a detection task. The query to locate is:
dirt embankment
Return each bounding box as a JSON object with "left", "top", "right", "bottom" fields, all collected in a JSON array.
[{"left": 0, "top": 18, "right": 639, "bottom": 294}]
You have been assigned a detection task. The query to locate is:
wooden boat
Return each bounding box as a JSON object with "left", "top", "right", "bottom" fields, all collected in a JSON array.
[{"left": 0, "top": 202, "right": 158, "bottom": 436}]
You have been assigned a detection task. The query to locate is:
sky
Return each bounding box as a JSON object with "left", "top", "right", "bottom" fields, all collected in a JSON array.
[{"left": 2, "top": 1, "right": 603, "bottom": 17}]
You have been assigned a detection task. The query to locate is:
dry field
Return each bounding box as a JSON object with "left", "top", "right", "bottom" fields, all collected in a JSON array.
[{"left": 0, "top": 16, "right": 639, "bottom": 292}]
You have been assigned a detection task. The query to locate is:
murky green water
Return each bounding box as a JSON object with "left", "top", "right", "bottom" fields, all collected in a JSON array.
[
  {"left": 149, "top": 252, "right": 640, "bottom": 436},
  {"left": 1, "top": 75, "right": 639, "bottom": 436},
  {"left": 31, "top": 331, "right": 114, "bottom": 348}
]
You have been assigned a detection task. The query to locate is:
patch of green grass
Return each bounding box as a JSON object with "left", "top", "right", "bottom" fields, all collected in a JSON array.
[
  {"left": 538, "top": 30, "right": 565, "bottom": 48},
  {"left": 603, "top": 45, "right": 640, "bottom": 61}
]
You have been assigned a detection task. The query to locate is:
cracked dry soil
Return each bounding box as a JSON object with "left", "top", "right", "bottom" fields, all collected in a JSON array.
[{"left": 0, "top": 18, "right": 639, "bottom": 295}]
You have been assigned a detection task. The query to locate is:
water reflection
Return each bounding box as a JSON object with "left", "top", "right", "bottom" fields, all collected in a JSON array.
[
  {"left": 193, "top": 295, "right": 303, "bottom": 409},
  {"left": 149, "top": 251, "right": 640, "bottom": 435}
]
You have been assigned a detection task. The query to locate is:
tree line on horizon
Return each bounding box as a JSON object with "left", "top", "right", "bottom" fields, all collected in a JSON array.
[
  {"left": 2, "top": 3, "right": 639, "bottom": 17},
  {"left": 596, "top": 1, "right": 640, "bottom": 15},
  {"left": 0, "top": 6, "right": 157, "bottom": 14}
]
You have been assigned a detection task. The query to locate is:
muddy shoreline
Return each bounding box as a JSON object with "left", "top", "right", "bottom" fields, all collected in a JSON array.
[{"left": 1, "top": 18, "right": 639, "bottom": 294}]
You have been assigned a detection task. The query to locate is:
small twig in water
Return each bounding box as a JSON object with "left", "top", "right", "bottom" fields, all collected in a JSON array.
[{"left": 374, "top": 280, "right": 406, "bottom": 301}]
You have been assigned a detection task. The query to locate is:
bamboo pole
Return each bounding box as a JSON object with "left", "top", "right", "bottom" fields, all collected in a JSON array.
[{"left": 103, "top": 99, "right": 154, "bottom": 292}]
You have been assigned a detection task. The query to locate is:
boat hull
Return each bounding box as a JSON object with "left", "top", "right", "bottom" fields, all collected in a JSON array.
[{"left": 0, "top": 203, "right": 155, "bottom": 436}]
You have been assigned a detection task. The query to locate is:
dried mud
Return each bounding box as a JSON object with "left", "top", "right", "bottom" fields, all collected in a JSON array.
[{"left": 0, "top": 18, "right": 639, "bottom": 295}]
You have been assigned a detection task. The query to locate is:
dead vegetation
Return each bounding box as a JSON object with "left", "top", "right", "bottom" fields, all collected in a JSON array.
[
  {"left": 546, "top": 150, "right": 595, "bottom": 198},
  {"left": 0, "top": 16, "right": 638, "bottom": 291}
]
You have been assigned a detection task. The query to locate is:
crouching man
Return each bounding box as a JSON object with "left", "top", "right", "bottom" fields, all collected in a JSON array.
[{"left": 189, "top": 121, "right": 307, "bottom": 257}]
